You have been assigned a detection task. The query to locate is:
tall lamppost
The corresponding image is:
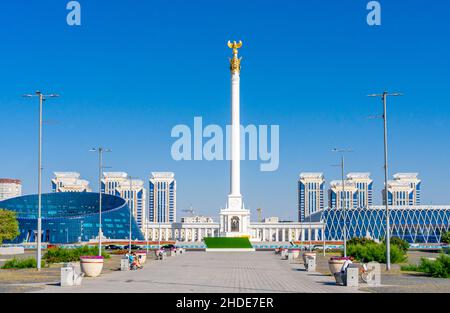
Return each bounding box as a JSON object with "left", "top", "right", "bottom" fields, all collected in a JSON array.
[
  {"left": 332, "top": 148, "right": 353, "bottom": 257},
  {"left": 23, "top": 91, "right": 59, "bottom": 271},
  {"left": 128, "top": 176, "right": 134, "bottom": 255},
  {"left": 368, "top": 91, "right": 403, "bottom": 271},
  {"left": 146, "top": 218, "right": 149, "bottom": 254},
  {"left": 90, "top": 147, "right": 111, "bottom": 256}
]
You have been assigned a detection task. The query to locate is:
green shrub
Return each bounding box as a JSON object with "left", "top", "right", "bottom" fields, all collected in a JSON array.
[
  {"left": 44, "top": 246, "right": 110, "bottom": 264},
  {"left": 384, "top": 237, "right": 409, "bottom": 252},
  {"left": 401, "top": 254, "right": 450, "bottom": 278},
  {"left": 346, "top": 237, "right": 376, "bottom": 246},
  {"left": 1, "top": 257, "right": 44, "bottom": 269},
  {"left": 345, "top": 242, "right": 407, "bottom": 264}
]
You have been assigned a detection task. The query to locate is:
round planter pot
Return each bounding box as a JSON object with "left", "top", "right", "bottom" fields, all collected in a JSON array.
[
  {"left": 302, "top": 252, "right": 316, "bottom": 264},
  {"left": 328, "top": 259, "right": 347, "bottom": 275},
  {"left": 288, "top": 249, "right": 301, "bottom": 259},
  {"left": 80, "top": 256, "right": 104, "bottom": 277},
  {"left": 135, "top": 252, "right": 147, "bottom": 264}
]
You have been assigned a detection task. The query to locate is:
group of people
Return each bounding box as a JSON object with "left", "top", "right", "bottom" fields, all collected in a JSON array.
[{"left": 126, "top": 252, "right": 143, "bottom": 270}]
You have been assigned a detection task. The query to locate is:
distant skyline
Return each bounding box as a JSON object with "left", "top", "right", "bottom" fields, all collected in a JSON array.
[{"left": 1, "top": 1, "right": 449, "bottom": 220}]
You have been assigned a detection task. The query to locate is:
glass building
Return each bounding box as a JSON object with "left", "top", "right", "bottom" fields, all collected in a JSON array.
[
  {"left": 0, "top": 192, "right": 144, "bottom": 244},
  {"left": 311, "top": 206, "right": 450, "bottom": 244}
]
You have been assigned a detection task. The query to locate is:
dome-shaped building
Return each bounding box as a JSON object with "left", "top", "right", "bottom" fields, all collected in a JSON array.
[{"left": 0, "top": 192, "right": 144, "bottom": 244}]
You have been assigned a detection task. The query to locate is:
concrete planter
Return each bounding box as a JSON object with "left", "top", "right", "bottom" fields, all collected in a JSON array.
[
  {"left": 328, "top": 257, "right": 353, "bottom": 275},
  {"left": 302, "top": 252, "right": 316, "bottom": 264},
  {"left": 135, "top": 252, "right": 147, "bottom": 264},
  {"left": 80, "top": 256, "right": 104, "bottom": 277},
  {"left": 288, "top": 249, "right": 301, "bottom": 259}
]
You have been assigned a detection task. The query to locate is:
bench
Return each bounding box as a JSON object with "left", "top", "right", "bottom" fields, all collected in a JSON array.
[
  {"left": 334, "top": 262, "right": 380, "bottom": 287},
  {"left": 61, "top": 262, "right": 84, "bottom": 287}
]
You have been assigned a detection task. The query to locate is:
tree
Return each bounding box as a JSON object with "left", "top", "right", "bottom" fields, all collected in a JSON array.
[
  {"left": 0, "top": 209, "right": 19, "bottom": 244},
  {"left": 441, "top": 231, "right": 450, "bottom": 244}
]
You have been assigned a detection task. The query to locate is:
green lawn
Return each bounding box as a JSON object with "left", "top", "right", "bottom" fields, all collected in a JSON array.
[{"left": 204, "top": 237, "right": 253, "bottom": 249}]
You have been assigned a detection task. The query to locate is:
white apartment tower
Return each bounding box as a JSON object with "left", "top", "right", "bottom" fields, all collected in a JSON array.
[
  {"left": 383, "top": 173, "right": 421, "bottom": 206},
  {"left": 0, "top": 179, "right": 22, "bottom": 201},
  {"left": 51, "top": 172, "right": 91, "bottom": 192},
  {"left": 102, "top": 172, "right": 147, "bottom": 229},
  {"left": 298, "top": 173, "right": 325, "bottom": 222},
  {"left": 346, "top": 173, "right": 373, "bottom": 208},
  {"left": 328, "top": 173, "right": 373, "bottom": 209},
  {"left": 149, "top": 172, "right": 176, "bottom": 223}
]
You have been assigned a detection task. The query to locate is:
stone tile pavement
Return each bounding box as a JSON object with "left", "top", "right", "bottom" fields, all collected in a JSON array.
[{"left": 34, "top": 251, "right": 362, "bottom": 293}]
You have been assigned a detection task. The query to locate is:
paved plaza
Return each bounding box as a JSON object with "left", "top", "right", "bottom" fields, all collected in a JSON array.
[{"left": 34, "top": 251, "right": 360, "bottom": 293}]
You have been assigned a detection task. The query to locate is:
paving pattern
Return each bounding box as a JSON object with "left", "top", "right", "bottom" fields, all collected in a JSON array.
[{"left": 34, "top": 251, "right": 361, "bottom": 293}]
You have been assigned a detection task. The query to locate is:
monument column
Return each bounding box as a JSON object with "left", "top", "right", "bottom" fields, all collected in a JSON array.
[{"left": 219, "top": 41, "right": 251, "bottom": 238}]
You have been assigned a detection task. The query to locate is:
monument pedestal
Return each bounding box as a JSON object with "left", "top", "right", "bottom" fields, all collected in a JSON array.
[{"left": 219, "top": 195, "right": 250, "bottom": 237}]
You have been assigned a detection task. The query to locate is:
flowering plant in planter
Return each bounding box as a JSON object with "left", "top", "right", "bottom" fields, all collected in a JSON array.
[
  {"left": 330, "top": 256, "right": 354, "bottom": 261},
  {"left": 80, "top": 255, "right": 104, "bottom": 277},
  {"left": 80, "top": 255, "right": 104, "bottom": 259},
  {"left": 328, "top": 256, "right": 354, "bottom": 275}
]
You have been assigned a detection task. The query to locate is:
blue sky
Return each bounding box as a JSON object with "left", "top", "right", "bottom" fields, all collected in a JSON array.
[{"left": 1, "top": 0, "right": 449, "bottom": 220}]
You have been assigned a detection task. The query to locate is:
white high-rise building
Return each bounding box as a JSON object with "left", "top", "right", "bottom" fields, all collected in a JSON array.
[
  {"left": 328, "top": 173, "right": 373, "bottom": 209},
  {"left": 383, "top": 173, "right": 421, "bottom": 206},
  {"left": 115, "top": 179, "right": 147, "bottom": 229},
  {"left": 328, "top": 180, "right": 359, "bottom": 209},
  {"left": 298, "top": 173, "right": 325, "bottom": 222},
  {"left": 149, "top": 172, "right": 176, "bottom": 223},
  {"left": 101, "top": 172, "right": 128, "bottom": 195},
  {"left": 0, "top": 179, "right": 22, "bottom": 200},
  {"left": 346, "top": 173, "right": 373, "bottom": 208},
  {"left": 51, "top": 172, "right": 91, "bottom": 192},
  {"left": 102, "top": 172, "right": 147, "bottom": 229}
]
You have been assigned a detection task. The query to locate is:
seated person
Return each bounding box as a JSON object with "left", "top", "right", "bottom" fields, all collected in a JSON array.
[{"left": 131, "top": 252, "right": 143, "bottom": 269}]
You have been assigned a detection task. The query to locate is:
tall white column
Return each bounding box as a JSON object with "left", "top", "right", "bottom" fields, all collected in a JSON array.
[
  {"left": 315, "top": 228, "right": 319, "bottom": 241},
  {"left": 230, "top": 72, "right": 240, "bottom": 197}
]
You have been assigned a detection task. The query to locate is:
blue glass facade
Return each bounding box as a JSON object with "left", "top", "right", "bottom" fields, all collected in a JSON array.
[
  {"left": 0, "top": 192, "right": 144, "bottom": 244},
  {"left": 311, "top": 206, "right": 450, "bottom": 244}
]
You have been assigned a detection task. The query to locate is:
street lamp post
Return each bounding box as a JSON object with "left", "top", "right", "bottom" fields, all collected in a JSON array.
[
  {"left": 368, "top": 91, "right": 403, "bottom": 271},
  {"left": 90, "top": 147, "right": 111, "bottom": 256},
  {"left": 158, "top": 221, "right": 162, "bottom": 250},
  {"left": 128, "top": 176, "right": 133, "bottom": 255},
  {"left": 332, "top": 148, "right": 353, "bottom": 258},
  {"left": 146, "top": 219, "right": 149, "bottom": 254},
  {"left": 23, "top": 91, "right": 59, "bottom": 271}
]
